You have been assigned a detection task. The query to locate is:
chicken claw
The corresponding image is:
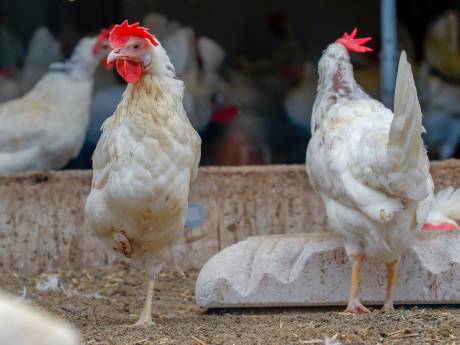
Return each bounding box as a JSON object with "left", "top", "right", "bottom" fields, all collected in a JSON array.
[
  {"left": 113, "top": 231, "right": 133, "bottom": 258},
  {"left": 382, "top": 302, "right": 394, "bottom": 312},
  {"left": 344, "top": 301, "right": 370, "bottom": 314},
  {"left": 132, "top": 316, "right": 154, "bottom": 328}
]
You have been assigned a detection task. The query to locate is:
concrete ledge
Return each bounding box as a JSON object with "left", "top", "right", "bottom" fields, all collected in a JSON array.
[
  {"left": 195, "top": 232, "right": 460, "bottom": 308},
  {"left": 0, "top": 160, "right": 459, "bottom": 273}
]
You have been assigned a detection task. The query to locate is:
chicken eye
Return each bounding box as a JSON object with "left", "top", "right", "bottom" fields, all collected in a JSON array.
[{"left": 133, "top": 44, "right": 140, "bottom": 50}]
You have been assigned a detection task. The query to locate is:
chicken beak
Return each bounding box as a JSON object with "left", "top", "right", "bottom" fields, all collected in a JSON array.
[{"left": 107, "top": 50, "right": 120, "bottom": 65}]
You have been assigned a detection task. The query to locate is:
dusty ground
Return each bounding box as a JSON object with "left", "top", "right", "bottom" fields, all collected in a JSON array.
[{"left": 1, "top": 265, "right": 459, "bottom": 345}]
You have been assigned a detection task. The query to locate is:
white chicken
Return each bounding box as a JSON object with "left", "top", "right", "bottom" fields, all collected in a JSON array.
[
  {"left": 0, "top": 293, "right": 80, "bottom": 345},
  {"left": 0, "top": 27, "right": 63, "bottom": 102},
  {"left": 306, "top": 29, "right": 460, "bottom": 313},
  {"left": 0, "top": 30, "right": 112, "bottom": 173},
  {"left": 84, "top": 21, "right": 201, "bottom": 326}
]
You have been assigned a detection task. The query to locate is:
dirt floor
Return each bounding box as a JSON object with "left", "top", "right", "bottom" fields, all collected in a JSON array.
[{"left": 1, "top": 264, "right": 459, "bottom": 345}]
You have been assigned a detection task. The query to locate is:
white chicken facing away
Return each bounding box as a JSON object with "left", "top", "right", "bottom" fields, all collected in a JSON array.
[
  {"left": 0, "top": 30, "right": 112, "bottom": 173},
  {"left": 0, "top": 293, "right": 81, "bottom": 345},
  {"left": 306, "top": 29, "right": 460, "bottom": 314},
  {"left": 84, "top": 21, "right": 201, "bottom": 326}
]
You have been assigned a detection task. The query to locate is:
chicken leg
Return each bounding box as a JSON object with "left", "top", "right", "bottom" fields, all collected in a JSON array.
[
  {"left": 133, "top": 279, "right": 155, "bottom": 327},
  {"left": 382, "top": 260, "right": 398, "bottom": 311},
  {"left": 345, "top": 255, "right": 369, "bottom": 314}
]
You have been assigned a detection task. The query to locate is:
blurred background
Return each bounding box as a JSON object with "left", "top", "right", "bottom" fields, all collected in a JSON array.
[{"left": 1, "top": 0, "right": 460, "bottom": 167}]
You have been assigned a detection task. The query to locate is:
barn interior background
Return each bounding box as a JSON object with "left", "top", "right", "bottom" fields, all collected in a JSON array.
[{"left": 1, "top": 0, "right": 460, "bottom": 167}]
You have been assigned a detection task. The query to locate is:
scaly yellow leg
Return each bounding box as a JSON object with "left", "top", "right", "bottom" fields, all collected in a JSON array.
[
  {"left": 133, "top": 279, "right": 155, "bottom": 327},
  {"left": 382, "top": 260, "right": 398, "bottom": 311},
  {"left": 345, "top": 255, "right": 369, "bottom": 314}
]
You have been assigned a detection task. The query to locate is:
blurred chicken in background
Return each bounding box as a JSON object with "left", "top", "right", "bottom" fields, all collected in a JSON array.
[
  {"left": 0, "top": 27, "right": 62, "bottom": 102},
  {"left": 0, "top": 293, "right": 80, "bottom": 345},
  {"left": 418, "top": 10, "right": 460, "bottom": 159},
  {"left": 0, "top": 30, "right": 112, "bottom": 173},
  {"left": 142, "top": 12, "right": 181, "bottom": 42},
  {"left": 424, "top": 10, "right": 460, "bottom": 80},
  {"left": 200, "top": 59, "right": 272, "bottom": 165},
  {"left": 165, "top": 26, "right": 230, "bottom": 132}
]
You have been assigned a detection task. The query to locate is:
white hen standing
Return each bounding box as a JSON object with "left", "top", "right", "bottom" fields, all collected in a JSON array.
[
  {"left": 306, "top": 29, "right": 460, "bottom": 314},
  {"left": 0, "top": 30, "right": 112, "bottom": 173},
  {"left": 84, "top": 21, "right": 201, "bottom": 326}
]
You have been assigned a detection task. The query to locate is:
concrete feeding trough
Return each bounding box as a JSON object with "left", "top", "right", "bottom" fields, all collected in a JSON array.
[
  {"left": 0, "top": 160, "right": 459, "bottom": 307},
  {"left": 195, "top": 232, "right": 460, "bottom": 308}
]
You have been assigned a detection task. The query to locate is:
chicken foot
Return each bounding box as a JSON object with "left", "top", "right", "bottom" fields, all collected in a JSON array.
[
  {"left": 345, "top": 255, "right": 370, "bottom": 314},
  {"left": 382, "top": 259, "right": 399, "bottom": 311},
  {"left": 133, "top": 279, "right": 155, "bottom": 327}
]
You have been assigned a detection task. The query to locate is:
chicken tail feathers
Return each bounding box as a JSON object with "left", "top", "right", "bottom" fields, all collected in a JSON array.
[
  {"left": 387, "top": 51, "right": 429, "bottom": 201},
  {"left": 423, "top": 187, "right": 460, "bottom": 230}
]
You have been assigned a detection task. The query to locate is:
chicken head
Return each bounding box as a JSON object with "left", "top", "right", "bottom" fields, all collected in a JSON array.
[{"left": 107, "top": 20, "right": 159, "bottom": 83}]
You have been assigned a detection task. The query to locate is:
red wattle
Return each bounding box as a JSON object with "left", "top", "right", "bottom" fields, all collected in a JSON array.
[{"left": 116, "top": 59, "right": 142, "bottom": 83}]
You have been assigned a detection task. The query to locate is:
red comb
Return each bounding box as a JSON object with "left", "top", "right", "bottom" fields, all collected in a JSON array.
[
  {"left": 109, "top": 20, "right": 158, "bottom": 49},
  {"left": 93, "top": 27, "right": 112, "bottom": 54},
  {"left": 336, "top": 28, "right": 373, "bottom": 53}
]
